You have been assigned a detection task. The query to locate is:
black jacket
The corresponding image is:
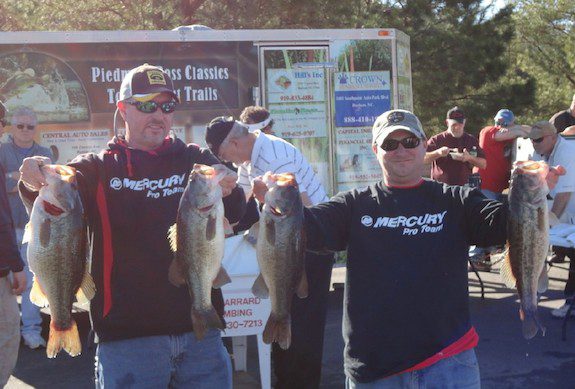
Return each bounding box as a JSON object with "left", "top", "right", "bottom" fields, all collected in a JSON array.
[
  {"left": 20, "top": 136, "right": 245, "bottom": 342},
  {"left": 0, "top": 164, "right": 23, "bottom": 277}
]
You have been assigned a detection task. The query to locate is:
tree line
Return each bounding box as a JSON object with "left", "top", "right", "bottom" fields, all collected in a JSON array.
[{"left": 0, "top": 0, "right": 573, "bottom": 135}]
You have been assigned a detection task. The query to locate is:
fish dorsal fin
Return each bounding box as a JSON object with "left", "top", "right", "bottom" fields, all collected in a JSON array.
[
  {"left": 22, "top": 222, "right": 32, "bottom": 244},
  {"left": 212, "top": 266, "right": 231, "bottom": 289},
  {"left": 251, "top": 274, "right": 269, "bottom": 299},
  {"left": 296, "top": 270, "right": 309, "bottom": 299},
  {"left": 538, "top": 265, "right": 549, "bottom": 294},
  {"left": 500, "top": 246, "right": 517, "bottom": 289},
  {"left": 167, "top": 223, "right": 177, "bottom": 252},
  {"left": 76, "top": 270, "right": 96, "bottom": 304},
  {"left": 30, "top": 277, "right": 49, "bottom": 308}
]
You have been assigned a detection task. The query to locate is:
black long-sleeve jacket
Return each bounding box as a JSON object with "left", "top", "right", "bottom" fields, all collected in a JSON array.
[
  {"left": 20, "top": 136, "right": 245, "bottom": 342},
  {"left": 0, "top": 164, "right": 23, "bottom": 277}
]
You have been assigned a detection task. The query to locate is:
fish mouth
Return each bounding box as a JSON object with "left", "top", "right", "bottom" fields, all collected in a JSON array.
[
  {"left": 197, "top": 204, "right": 214, "bottom": 213},
  {"left": 269, "top": 205, "right": 283, "bottom": 216}
]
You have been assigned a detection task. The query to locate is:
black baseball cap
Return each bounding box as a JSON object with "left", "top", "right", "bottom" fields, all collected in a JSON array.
[
  {"left": 119, "top": 63, "right": 179, "bottom": 103},
  {"left": 205, "top": 116, "right": 248, "bottom": 157},
  {"left": 446, "top": 106, "right": 466, "bottom": 123}
]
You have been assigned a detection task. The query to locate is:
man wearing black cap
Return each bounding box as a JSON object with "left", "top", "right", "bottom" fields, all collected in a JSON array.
[
  {"left": 252, "top": 109, "right": 564, "bottom": 388},
  {"left": 205, "top": 116, "right": 333, "bottom": 389},
  {"left": 425, "top": 107, "right": 486, "bottom": 186},
  {"left": 18, "top": 64, "right": 245, "bottom": 388},
  {"left": 550, "top": 93, "right": 575, "bottom": 133}
]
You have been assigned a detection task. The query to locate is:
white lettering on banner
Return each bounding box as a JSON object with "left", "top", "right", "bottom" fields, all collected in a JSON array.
[
  {"left": 363, "top": 211, "right": 448, "bottom": 236},
  {"left": 109, "top": 174, "right": 185, "bottom": 198}
]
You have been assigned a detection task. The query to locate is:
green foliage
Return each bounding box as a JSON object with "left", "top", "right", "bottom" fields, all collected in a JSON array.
[{"left": 511, "top": 0, "right": 575, "bottom": 123}]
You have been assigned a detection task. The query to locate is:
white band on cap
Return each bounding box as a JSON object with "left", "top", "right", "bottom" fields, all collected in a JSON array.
[{"left": 244, "top": 116, "right": 272, "bottom": 133}]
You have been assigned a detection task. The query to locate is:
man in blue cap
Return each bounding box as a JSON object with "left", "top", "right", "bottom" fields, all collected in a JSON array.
[{"left": 470, "top": 109, "right": 529, "bottom": 271}]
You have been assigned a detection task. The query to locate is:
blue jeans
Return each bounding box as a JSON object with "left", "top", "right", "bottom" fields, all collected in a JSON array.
[
  {"left": 16, "top": 228, "right": 43, "bottom": 337},
  {"left": 95, "top": 329, "right": 232, "bottom": 389},
  {"left": 345, "top": 349, "right": 480, "bottom": 389}
]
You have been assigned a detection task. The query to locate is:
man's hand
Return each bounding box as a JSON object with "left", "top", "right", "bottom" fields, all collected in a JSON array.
[
  {"left": 546, "top": 165, "right": 566, "bottom": 191},
  {"left": 219, "top": 174, "right": 237, "bottom": 197},
  {"left": 20, "top": 156, "right": 51, "bottom": 191},
  {"left": 252, "top": 172, "right": 274, "bottom": 203},
  {"left": 11, "top": 271, "right": 27, "bottom": 295},
  {"left": 437, "top": 147, "right": 451, "bottom": 158}
]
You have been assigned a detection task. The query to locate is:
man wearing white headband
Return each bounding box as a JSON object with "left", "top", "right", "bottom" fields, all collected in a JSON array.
[{"left": 240, "top": 106, "right": 274, "bottom": 135}]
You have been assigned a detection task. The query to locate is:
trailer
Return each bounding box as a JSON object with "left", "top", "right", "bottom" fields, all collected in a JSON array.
[{"left": 0, "top": 28, "right": 412, "bottom": 193}]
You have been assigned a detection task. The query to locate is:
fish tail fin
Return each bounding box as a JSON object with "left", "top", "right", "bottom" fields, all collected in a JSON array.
[
  {"left": 262, "top": 314, "right": 291, "bottom": 350},
  {"left": 191, "top": 307, "right": 224, "bottom": 341},
  {"left": 30, "top": 277, "right": 49, "bottom": 308},
  {"left": 520, "top": 308, "right": 546, "bottom": 340},
  {"left": 47, "top": 319, "right": 81, "bottom": 358},
  {"left": 75, "top": 270, "right": 96, "bottom": 304}
]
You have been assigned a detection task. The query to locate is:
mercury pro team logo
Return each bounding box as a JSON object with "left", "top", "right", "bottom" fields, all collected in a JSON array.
[{"left": 109, "top": 174, "right": 185, "bottom": 198}]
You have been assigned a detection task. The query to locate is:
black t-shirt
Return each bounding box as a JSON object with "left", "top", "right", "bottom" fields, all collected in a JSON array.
[{"left": 305, "top": 179, "right": 507, "bottom": 382}]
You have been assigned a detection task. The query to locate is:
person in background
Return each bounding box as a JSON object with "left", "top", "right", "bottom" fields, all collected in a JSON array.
[
  {"left": 252, "top": 109, "right": 563, "bottom": 388},
  {"left": 0, "top": 106, "right": 52, "bottom": 349},
  {"left": 470, "top": 109, "right": 529, "bottom": 271},
  {"left": 0, "top": 162, "right": 26, "bottom": 387},
  {"left": 205, "top": 117, "right": 334, "bottom": 389},
  {"left": 425, "top": 106, "right": 486, "bottom": 186},
  {"left": 527, "top": 121, "right": 575, "bottom": 319},
  {"left": 548, "top": 94, "right": 575, "bottom": 264},
  {"left": 0, "top": 101, "right": 8, "bottom": 142},
  {"left": 550, "top": 93, "right": 575, "bottom": 133},
  {"left": 19, "top": 64, "right": 246, "bottom": 388},
  {"left": 240, "top": 105, "right": 275, "bottom": 135}
]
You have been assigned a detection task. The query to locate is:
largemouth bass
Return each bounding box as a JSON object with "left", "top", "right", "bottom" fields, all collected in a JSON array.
[
  {"left": 502, "top": 160, "right": 549, "bottom": 339},
  {"left": 25, "top": 164, "right": 94, "bottom": 358},
  {"left": 252, "top": 173, "right": 307, "bottom": 349},
  {"left": 168, "top": 164, "right": 231, "bottom": 340}
]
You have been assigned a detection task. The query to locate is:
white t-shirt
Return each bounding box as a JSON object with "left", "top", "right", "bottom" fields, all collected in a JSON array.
[
  {"left": 535, "top": 136, "right": 575, "bottom": 223},
  {"left": 237, "top": 131, "right": 328, "bottom": 206}
]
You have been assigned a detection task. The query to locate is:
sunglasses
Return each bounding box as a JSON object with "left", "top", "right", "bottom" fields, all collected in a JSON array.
[
  {"left": 531, "top": 136, "right": 545, "bottom": 144},
  {"left": 380, "top": 136, "right": 421, "bottom": 151},
  {"left": 16, "top": 124, "right": 35, "bottom": 130},
  {"left": 128, "top": 100, "right": 177, "bottom": 114}
]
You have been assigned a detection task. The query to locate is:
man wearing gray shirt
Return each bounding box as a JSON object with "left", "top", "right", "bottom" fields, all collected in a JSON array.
[{"left": 0, "top": 106, "right": 52, "bottom": 349}]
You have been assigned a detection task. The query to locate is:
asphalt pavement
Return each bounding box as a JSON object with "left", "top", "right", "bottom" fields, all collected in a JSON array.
[{"left": 6, "top": 258, "right": 575, "bottom": 388}]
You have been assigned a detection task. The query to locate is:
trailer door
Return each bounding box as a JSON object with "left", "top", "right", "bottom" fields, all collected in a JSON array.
[{"left": 259, "top": 46, "right": 334, "bottom": 195}]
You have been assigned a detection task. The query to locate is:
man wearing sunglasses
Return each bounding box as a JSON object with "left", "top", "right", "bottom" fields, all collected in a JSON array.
[
  {"left": 527, "top": 121, "right": 575, "bottom": 319},
  {"left": 0, "top": 106, "right": 52, "bottom": 350},
  {"left": 18, "top": 64, "right": 246, "bottom": 388},
  {"left": 425, "top": 107, "right": 486, "bottom": 186},
  {"left": 253, "top": 109, "right": 564, "bottom": 388}
]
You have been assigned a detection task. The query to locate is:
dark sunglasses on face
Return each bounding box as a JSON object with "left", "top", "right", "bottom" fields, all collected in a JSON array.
[
  {"left": 380, "top": 136, "right": 421, "bottom": 151},
  {"left": 531, "top": 136, "right": 545, "bottom": 144},
  {"left": 128, "top": 100, "right": 177, "bottom": 114},
  {"left": 16, "top": 124, "right": 35, "bottom": 130}
]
